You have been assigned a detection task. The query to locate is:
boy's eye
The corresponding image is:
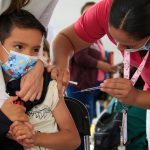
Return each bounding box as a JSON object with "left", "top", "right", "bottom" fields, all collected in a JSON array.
[
  {"left": 15, "top": 45, "right": 23, "bottom": 50},
  {"left": 34, "top": 48, "right": 40, "bottom": 52}
]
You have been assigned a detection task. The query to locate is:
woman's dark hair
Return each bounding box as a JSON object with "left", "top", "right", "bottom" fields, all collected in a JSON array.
[
  {"left": 81, "top": 1, "right": 95, "bottom": 14},
  {"left": 109, "top": 0, "right": 150, "bottom": 40},
  {"left": 0, "top": 9, "right": 47, "bottom": 44},
  {"left": 4, "top": 0, "right": 30, "bottom": 15}
]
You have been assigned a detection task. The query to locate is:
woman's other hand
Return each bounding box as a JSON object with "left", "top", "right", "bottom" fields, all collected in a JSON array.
[{"left": 16, "top": 61, "right": 44, "bottom": 101}]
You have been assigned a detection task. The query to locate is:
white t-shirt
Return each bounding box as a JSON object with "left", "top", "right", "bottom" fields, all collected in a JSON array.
[
  {"left": 26, "top": 80, "right": 59, "bottom": 150},
  {"left": 0, "top": 0, "right": 58, "bottom": 28}
]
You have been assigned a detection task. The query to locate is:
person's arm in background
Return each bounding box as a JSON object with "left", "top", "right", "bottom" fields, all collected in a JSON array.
[
  {"left": 74, "top": 47, "right": 117, "bottom": 72},
  {"left": 73, "top": 48, "right": 99, "bottom": 68}
]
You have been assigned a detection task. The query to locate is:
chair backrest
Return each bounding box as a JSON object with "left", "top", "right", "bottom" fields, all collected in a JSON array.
[{"left": 64, "top": 96, "right": 90, "bottom": 136}]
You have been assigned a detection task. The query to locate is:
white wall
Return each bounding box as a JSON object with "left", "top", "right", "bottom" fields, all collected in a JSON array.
[
  {"left": 49, "top": 0, "right": 123, "bottom": 65},
  {"left": 50, "top": 0, "right": 97, "bottom": 33}
]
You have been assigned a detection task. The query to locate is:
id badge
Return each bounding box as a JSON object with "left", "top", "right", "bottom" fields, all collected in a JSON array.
[
  {"left": 118, "top": 145, "right": 126, "bottom": 150},
  {"left": 122, "top": 109, "right": 127, "bottom": 144}
]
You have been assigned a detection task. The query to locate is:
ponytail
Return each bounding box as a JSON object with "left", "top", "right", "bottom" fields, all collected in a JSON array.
[{"left": 4, "top": 0, "right": 30, "bottom": 15}]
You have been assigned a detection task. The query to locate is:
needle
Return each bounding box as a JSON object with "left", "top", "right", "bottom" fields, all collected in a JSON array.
[
  {"left": 72, "top": 85, "right": 101, "bottom": 93},
  {"left": 68, "top": 81, "right": 78, "bottom": 85}
]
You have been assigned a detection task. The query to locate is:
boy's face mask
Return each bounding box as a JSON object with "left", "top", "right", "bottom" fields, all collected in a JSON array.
[{"left": 0, "top": 44, "right": 38, "bottom": 79}]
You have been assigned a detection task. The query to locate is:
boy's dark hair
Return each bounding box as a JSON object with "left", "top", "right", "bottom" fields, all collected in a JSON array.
[
  {"left": 109, "top": 0, "right": 150, "bottom": 40},
  {"left": 0, "top": 9, "right": 47, "bottom": 44},
  {"left": 81, "top": 1, "right": 95, "bottom": 14}
]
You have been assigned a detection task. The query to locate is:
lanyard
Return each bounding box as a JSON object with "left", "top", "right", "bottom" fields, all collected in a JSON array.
[
  {"left": 119, "top": 50, "right": 149, "bottom": 147},
  {"left": 123, "top": 51, "right": 149, "bottom": 85}
]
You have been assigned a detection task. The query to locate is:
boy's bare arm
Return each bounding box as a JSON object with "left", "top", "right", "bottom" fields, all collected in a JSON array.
[{"left": 32, "top": 97, "right": 80, "bottom": 150}]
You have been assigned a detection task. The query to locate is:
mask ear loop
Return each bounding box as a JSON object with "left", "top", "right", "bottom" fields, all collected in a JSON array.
[
  {"left": 38, "top": 37, "right": 48, "bottom": 67},
  {"left": 38, "top": 37, "right": 44, "bottom": 57},
  {"left": 0, "top": 42, "right": 9, "bottom": 54}
]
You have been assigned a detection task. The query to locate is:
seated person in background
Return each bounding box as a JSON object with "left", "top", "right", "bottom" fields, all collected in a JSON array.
[{"left": 0, "top": 9, "right": 80, "bottom": 150}]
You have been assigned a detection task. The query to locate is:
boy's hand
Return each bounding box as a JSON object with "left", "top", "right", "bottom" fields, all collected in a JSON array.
[
  {"left": 47, "top": 65, "right": 70, "bottom": 97},
  {"left": 9, "top": 121, "right": 35, "bottom": 148},
  {"left": 1, "top": 96, "right": 28, "bottom": 122},
  {"left": 16, "top": 60, "right": 44, "bottom": 102}
]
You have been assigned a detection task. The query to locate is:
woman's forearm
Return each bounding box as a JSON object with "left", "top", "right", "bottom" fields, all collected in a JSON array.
[
  {"left": 51, "top": 25, "right": 91, "bottom": 68},
  {"left": 134, "top": 90, "right": 150, "bottom": 108},
  {"left": 51, "top": 33, "right": 74, "bottom": 68}
]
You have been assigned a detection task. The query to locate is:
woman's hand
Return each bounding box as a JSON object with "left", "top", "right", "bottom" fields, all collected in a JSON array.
[
  {"left": 100, "top": 78, "right": 139, "bottom": 105},
  {"left": 47, "top": 65, "right": 70, "bottom": 97},
  {"left": 1, "top": 96, "right": 28, "bottom": 122},
  {"left": 16, "top": 61, "right": 44, "bottom": 101}
]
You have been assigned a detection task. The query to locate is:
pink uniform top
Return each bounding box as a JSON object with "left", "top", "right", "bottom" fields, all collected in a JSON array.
[{"left": 74, "top": 0, "right": 150, "bottom": 90}]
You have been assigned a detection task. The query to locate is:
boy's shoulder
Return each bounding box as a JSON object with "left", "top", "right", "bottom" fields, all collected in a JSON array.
[
  {"left": 48, "top": 79, "right": 58, "bottom": 90},
  {"left": 43, "top": 79, "right": 59, "bottom": 110}
]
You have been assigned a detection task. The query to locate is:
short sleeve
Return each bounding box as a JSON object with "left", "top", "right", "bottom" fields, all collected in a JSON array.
[
  {"left": 38, "top": 0, "right": 58, "bottom": 28},
  {"left": 74, "top": 0, "right": 112, "bottom": 43},
  {"left": 44, "top": 80, "right": 59, "bottom": 111},
  {"left": 0, "top": 0, "right": 10, "bottom": 15}
]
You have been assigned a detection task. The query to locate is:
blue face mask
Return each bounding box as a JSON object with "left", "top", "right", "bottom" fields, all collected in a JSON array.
[
  {"left": 0, "top": 45, "right": 38, "bottom": 79},
  {"left": 125, "top": 37, "right": 150, "bottom": 52}
]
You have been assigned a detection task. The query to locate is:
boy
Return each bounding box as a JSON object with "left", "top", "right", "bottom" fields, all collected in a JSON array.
[{"left": 0, "top": 10, "right": 80, "bottom": 150}]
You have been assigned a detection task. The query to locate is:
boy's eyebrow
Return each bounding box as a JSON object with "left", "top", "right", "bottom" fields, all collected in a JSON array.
[
  {"left": 13, "top": 41, "right": 27, "bottom": 45},
  {"left": 13, "top": 41, "right": 41, "bottom": 48}
]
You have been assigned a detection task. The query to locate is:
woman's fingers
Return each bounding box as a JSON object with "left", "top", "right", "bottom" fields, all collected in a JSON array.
[
  {"left": 100, "top": 78, "right": 139, "bottom": 104},
  {"left": 16, "top": 77, "right": 34, "bottom": 101},
  {"left": 51, "top": 66, "right": 70, "bottom": 97},
  {"left": 35, "top": 77, "right": 43, "bottom": 100},
  {"left": 100, "top": 78, "right": 132, "bottom": 96}
]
